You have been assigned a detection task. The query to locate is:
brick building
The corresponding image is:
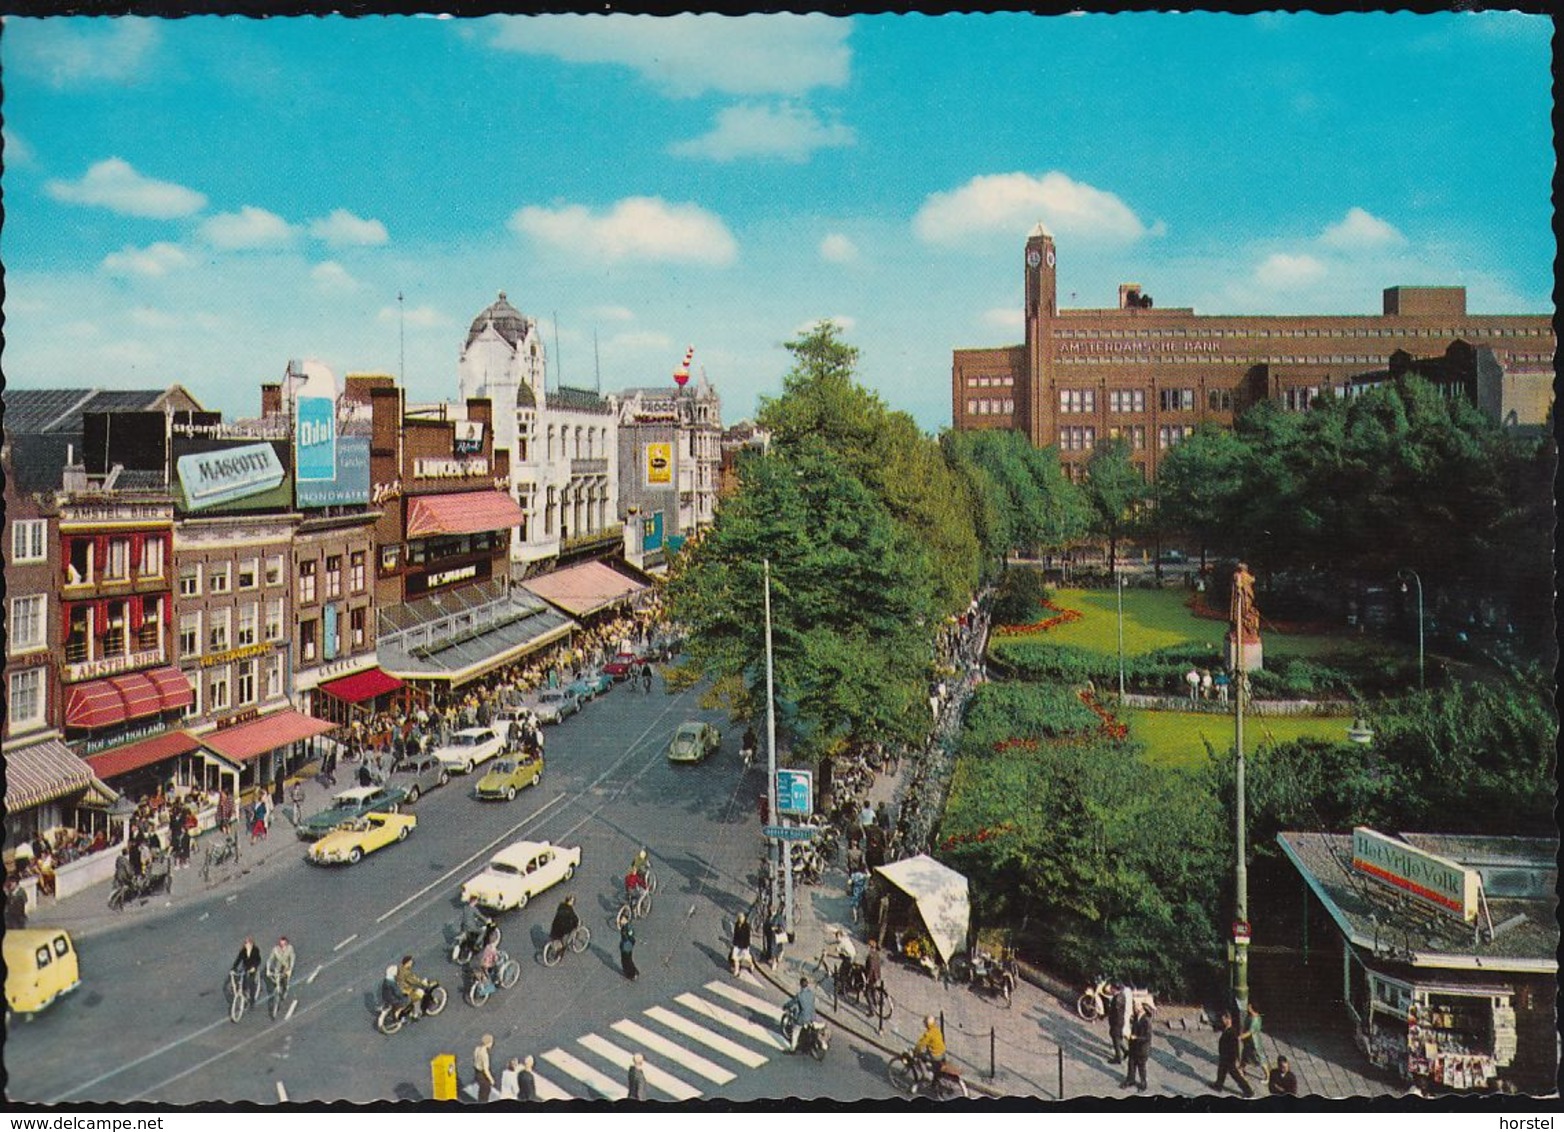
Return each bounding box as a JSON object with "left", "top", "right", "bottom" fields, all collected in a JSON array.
[{"left": 952, "top": 226, "right": 1556, "bottom": 480}]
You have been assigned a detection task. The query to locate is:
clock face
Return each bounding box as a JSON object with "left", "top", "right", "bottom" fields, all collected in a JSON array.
[
  {"left": 1026, "top": 249, "right": 1041, "bottom": 267},
  {"left": 1046, "top": 249, "right": 1056, "bottom": 267}
]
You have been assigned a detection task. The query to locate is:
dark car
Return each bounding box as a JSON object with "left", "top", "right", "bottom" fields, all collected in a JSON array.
[
  {"left": 388, "top": 753, "right": 450, "bottom": 803},
  {"left": 296, "top": 784, "right": 409, "bottom": 840}
]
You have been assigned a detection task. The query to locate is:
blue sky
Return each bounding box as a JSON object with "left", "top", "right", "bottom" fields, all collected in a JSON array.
[{"left": 2, "top": 13, "right": 1554, "bottom": 430}]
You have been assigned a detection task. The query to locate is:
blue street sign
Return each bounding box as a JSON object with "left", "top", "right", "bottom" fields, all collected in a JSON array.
[
  {"left": 776, "top": 769, "right": 813, "bottom": 817},
  {"left": 762, "top": 825, "right": 817, "bottom": 842}
]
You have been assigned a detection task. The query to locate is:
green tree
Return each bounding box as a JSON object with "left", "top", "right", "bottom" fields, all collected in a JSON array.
[
  {"left": 1154, "top": 423, "right": 1252, "bottom": 566},
  {"left": 1082, "top": 437, "right": 1147, "bottom": 570}
]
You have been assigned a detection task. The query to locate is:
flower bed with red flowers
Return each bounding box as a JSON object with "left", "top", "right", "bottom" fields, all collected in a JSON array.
[
  {"left": 994, "top": 599, "right": 1083, "bottom": 637},
  {"left": 1078, "top": 688, "right": 1130, "bottom": 741}
]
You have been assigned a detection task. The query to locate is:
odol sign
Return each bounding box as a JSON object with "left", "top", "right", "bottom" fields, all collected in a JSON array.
[{"left": 294, "top": 360, "right": 338, "bottom": 484}]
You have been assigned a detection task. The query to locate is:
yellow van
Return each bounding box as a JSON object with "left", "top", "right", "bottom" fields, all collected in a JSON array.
[{"left": 4, "top": 928, "right": 81, "bottom": 1017}]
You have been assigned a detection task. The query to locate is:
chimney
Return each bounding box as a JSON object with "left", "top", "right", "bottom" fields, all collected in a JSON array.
[{"left": 261, "top": 383, "right": 282, "bottom": 417}]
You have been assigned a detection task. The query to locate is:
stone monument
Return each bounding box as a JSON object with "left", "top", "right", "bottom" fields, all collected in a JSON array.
[{"left": 1226, "top": 561, "right": 1263, "bottom": 672}]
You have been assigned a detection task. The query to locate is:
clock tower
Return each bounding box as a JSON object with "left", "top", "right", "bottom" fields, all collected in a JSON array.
[{"left": 1024, "top": 223, "right": 1058, "bottom": 449}]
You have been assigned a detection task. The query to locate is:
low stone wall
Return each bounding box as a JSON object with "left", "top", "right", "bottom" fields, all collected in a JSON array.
[{"left": 1118, "top": 693, "right": 1350, "bottom": 717}]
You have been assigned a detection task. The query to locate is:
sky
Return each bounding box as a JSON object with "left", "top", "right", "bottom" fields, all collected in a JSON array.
[{"left": 1, "top": 13, "right": 1555, "bottom": 432}]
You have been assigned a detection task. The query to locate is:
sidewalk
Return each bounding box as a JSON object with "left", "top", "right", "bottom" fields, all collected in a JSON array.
[
  {"left": 759, "top": 754, "right": 1405, "bottom": 1101},
  {"left": 24, "top": 767, "right": 341, "bottom": 943}
]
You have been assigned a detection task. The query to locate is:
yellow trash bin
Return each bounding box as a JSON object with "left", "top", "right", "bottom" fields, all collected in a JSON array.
[{"left": 431, "top": 1053, "right": 458, "bottom": 1101}]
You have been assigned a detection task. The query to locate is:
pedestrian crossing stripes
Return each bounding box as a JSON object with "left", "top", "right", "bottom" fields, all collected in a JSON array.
[{"left": 462, "top": 975, "right": 789, "bottom": 1102}]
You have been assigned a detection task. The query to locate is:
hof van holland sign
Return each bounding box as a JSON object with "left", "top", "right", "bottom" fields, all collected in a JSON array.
[{"left": 1351, "top": 827, "right": 1480, "bottom": 924}]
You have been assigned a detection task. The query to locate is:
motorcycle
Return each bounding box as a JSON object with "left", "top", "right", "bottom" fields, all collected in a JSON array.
[
  {"left": 781, "top": 1001, "right": 829, "bottom": 1061},
  {"left": 1076, "top": 974, "right": 1113, "bottom": 1021},
  {"left": 376, "top": 980, "right": 448, "bottom": 1034},
  {"left": 463, "top": 952, "right": 521, "bottom": 1007},
  {"left": 108, "top": 853, "right": 172, "bottom": 911},
  {"left": 450, "top": 921, "right": 501, "bottom": 965},
  {"left": 887, "top": 1051, "right": 968, "bottom": 1099},
  {"left": 950, "top": 946, "right": 1018, "bottom": 1008}
]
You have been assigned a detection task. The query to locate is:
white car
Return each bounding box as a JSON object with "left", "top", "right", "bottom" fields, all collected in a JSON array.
[
  {"left": 433, "top": 727, "right": 505, "bottom": 774},
  {"left": 460, "top": 839, "right": 582, "bottom": 911},
  {"left": 533, "top": 688, "right": 582, "bottom": 725}
]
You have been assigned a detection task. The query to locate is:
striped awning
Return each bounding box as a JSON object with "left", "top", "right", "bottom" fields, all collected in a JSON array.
[
  {"left": 198, "top": 709, "right": 336, "bottom": 764},
  {"left": 64, "top": 667, "right": 195, "bottom": 730},
  {"left": 4, "top": 738, "right": 97, "bottom": 811},
  {"left": 521, "top": 561, "right": 647, "bottom": 618},
  {"left": 84, "top": 729, "right": 202, "bottom": 781},
  {"left": 406, "top": 491, "right": 524, "bottom": 539}
]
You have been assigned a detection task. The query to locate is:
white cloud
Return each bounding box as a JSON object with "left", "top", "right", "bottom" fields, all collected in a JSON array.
[
  {"left": 1319, "top": 207, "right": 1406, "bottom": 251},
  {"left": 4, "top": 128, "right": 36, "bottom": 166},
  {"left": 8, "top": 19, "right": 159, "bottom": 87},
  {"left": 670, "top": 102, "right": 855, "bottom": 163},
  {"left": 590, "top": 305, "right": 636, "bottom": 322},
  {"left": 913, "top": 171, "right": 1157, "bottom": 248},
  {"left": 509, "top": 197, "right": 737, "bottom": 266},
  {"left": 819, "top": 233, "right": 860, "bottom": 264},
  {"left": 102, "top": 241, "right": 192, "bottom": 278},
  {"left": 982, "top": 307, "right": 1024, "bottom": 331},
  {"left": 1255, "top": 252, "right": 1327, "bottom": 289},
  {"left": 311, "top": 261, "right": 358, "bottom": 292},
  {"left": 46, "top": 157, "right": 207, "bottom": 219},
  {"left": 485, "top": 13, "right": 850, "bottom": 98},
  {"left": 199, "top": 206, "right": 298, "bottom": 251},
  {"left": 309, "top": 209, "right": 390, "bottom": 247},
  {"left": 379, "top": 304, "right": 449, "bottom": 329}
]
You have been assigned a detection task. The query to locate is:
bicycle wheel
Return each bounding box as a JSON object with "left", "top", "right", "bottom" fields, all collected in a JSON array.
[
  {"left": 375, "top": 1005, "right": 404, "bottom": 1035},
  {"left": 570, "top": 926, "right": 591, "bottom": 953},
  {"left": 542, "top": 939, "right": 564, "bottom": 967},
  {"left": 229, "top": 985, "right": 247, "bottom": 1024},
  {"left": 809, "top": 1028, "right": 828, "bottom": 1062},
  {"left": 870, "top": 985, "right": 894, "bottom": 1023},
  {"left": 616, "top": 904, "right": 632, "bottom": 930},
  {"left": 1076, "top": 992, "right": 1100, "bottom": 1021},
  {"left": 497, "top": 959, "right": 521, "bottom": 989},
  {"left": 643, "top": 866, "right": 659, "bottom": 895},
  {"left": 465, "top": 979, "right": 488, "bottom": 1008},
  {"left": 636, "top": 890, "right": 653, "bottom": 918},
  {"left": 424, "top": 985, "right": 448, "bottom": 1016},
  {"left": 887, "top": 1055, "right": 917, "bottom": 1094}
]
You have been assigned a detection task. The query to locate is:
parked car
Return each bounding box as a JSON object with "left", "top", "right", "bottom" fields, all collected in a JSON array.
[
  {"left": 533, "top": 689, "right": 582, "bottom": 724},
  {"left": 388, "top": 752, "right": 450, "bottom": 803},
  {"left": 567, "top": 670, "right": 614, "bottom": 702},
  {"left": 461, "top": 839, "right": 581, "bottom": 911},
  {"left": 667, "top": 721, "right": 722, "bottom": 764},
  {"left": 433, "top": 727, "right": 505, "bottom": 774},
  {"left": 603, "top": 652, "right": 643, "bottom": 680},
  {"left": 308, "top": 811, "right": 417, "bottom": 865},
  {"left": 5, "top": 928, "right": 80, "bottom": 1017},
  {"left": 474, "top": 751, "right": 545, "bottom": 801},
  {"left": 296, "top": 784, "right": 408, "bottom": 840}
]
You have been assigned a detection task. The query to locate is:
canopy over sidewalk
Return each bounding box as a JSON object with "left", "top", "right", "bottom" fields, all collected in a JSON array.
[{"left": 874, "top": 854, "right": 971, "bottom": 965}]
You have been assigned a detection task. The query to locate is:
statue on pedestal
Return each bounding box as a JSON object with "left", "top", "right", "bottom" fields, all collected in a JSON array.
[{"left": 1227, "top": 561, "right": 1263, "bottom": 672}]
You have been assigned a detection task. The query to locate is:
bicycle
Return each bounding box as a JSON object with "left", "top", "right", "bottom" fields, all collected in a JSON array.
[
  {"left": 203, "top": 834, "right": 238, "bottom": 883},
  {"left": 267, "top": 968, "right": 292, "bottom": 1020},
  {"left": 616, "top": 885, "right": 653, "bottom": 929},
  {"left": 464, "top": 951, "right": 522, "bottom": 1007},
  {"left": 541, "top": 925, "right": 591, "bottom": 967},
  {"left": 227, "top": 970, "right": 253, "bottom": 1023}
]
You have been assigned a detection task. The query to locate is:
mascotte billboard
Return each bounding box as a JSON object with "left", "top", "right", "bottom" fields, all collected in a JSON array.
[{"left": 172, "top": 437, "right": 293, "bottom": 514}]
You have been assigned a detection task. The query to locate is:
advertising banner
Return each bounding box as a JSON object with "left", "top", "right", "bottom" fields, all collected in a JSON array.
[
  {"left": 172, "top": 437, "right": 293, "bottom": 514},
  {"left": 641, "top": 510, "right": 664, "bottom": 553},
  {"left": 296, "top": 436, "right": 371, "bottom": 507},
  {"left": 295, "top": 394, "right": 338, "bottom": 482},
  {"left": 455, "top": 421, "right": 485, "bottom": 455},
  {"left": 323, "top": 603, "right": 339, "bottom": 661},
  {"left": 645, "top": 442, "right": 672, "bottom": 486}
]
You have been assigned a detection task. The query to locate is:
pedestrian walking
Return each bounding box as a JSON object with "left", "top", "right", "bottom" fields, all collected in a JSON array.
[
  {"left": 1200, "top": 669, "right": 1213, "bottom": 701},
  {"left": 1121, "top": 1000, "right": 1152, "bottom": 1092},
  {"left": 1214, "top": 669, "right": 1230, "bottom": 703},
  {"left": 1212, "top": 1012, "right": 1254, "bottom": 1096},
  {"left": 620, "top": 919, "right": 639, "bottom": 980},
  {"left": 515, "top": 1055, "right": 538, "bottom": 1101},
  {"left": 730, "top": 913, "right": 755, "bottom": 975},
  {"left": 1185, "top": 666, "right": 1201, "bottom": 703},
  {"left": 473, "top": 1033, "right": 495, "bottom": 1103},
  {"left": 1241, "top": 1001, "right": 1266, "bottom": 1068},
  {"left": 5, "top": 878, "right": 28, "bottom": 930},
  {"left": 627, "top": 1052, "right": 647, "bottom": 1101},
  {"left": 499, "top": 1057, "right": 521, "bottom": 1100},
  {"left": 1106, "top": 982, "right": 1128, "bottom": 1063},
  {"left": 766, "top": 908, "right": 787, "bottom": 968}
]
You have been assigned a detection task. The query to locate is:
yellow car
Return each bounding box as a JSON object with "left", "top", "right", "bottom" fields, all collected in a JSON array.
[
  {"left": 5, "top": 928, "right": 80, "bottom": 1017},
  {"left": 474, "top": 751, "right": 545, "bottom": 801},
  {"left": 308, "top": 811, "right": 417, "bottom": 865}
]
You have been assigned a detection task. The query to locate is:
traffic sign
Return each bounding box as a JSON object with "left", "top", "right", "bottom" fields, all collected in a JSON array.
[
  {"left": 1232, "top": 919, "right": 1251, "bottom": 943},
  {"left": 763, "top": 825, "right": 818, "bottom": 842},
  {"left": 776, "top": 769, "right": 813, "bottom": 816}
]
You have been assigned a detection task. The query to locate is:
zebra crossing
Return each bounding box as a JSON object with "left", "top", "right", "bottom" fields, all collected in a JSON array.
[{"left": 464, "top": 973, "right": 795, "bottom": 1101}]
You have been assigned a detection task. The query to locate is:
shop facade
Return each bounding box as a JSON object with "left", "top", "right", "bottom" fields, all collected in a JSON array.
[{"left": 1279, "top": 828, "right": 1558, "bottom": 1094}]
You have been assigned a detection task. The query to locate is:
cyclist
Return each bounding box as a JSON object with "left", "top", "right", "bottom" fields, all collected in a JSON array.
[
  {"left": 630, "top": 847, "right": 652, "bottom": 885},
  {"left": 640, "top": 664, "right": 652, "bottom": 693},
  {"left": 232, "top": 936, "right": 263, "bottom": 1005},
  {"left": 783, "top": 976, "right": 817, "bottom": 1052},
  {"left": 913, "top": 1014, "right": 947, "bottom": 1078},
  {"left": 863, "top": 939, "right": 884, "bottom": 996},
  {"left": 467, "top": 925, "right": 500, "bottom": 992},
  {"left": 458, "top": 892, "right": 493, "bottom": 956},
  {"left": 829, "top": 926, "right": 858, "bottom": 991},
  {"left": 265, "top": 936, "right": 296, "bottom": 999},
  {"left": 623, "top": 865, "right": 647, "bottom": 905},
  {"left": 395, "top": 954, "right": 433, "bottom": 1018},
  {"left": 548, "top": 896, "right": 580, "bottom": 948}
]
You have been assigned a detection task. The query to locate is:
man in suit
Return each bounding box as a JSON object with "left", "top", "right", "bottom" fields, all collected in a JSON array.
[{"left": 1212, "top": 1012, "right": 1254, "bottom": 1096}]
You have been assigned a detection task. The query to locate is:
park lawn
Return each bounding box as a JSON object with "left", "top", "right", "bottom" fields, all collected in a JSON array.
[
  {"left": 1002, "top": 586, "right": 1384, "bottom": 663},
  {"left": 1123, "top": 707, "right": 1357, "bottom": 770}
]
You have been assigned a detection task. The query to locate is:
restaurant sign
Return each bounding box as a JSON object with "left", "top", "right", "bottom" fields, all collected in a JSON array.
[
  {"left": 414, "top": 457, "right": 489, "bottom": 479},
  {"left": 1351, "top": 827, "right": 1479, "bottom": 924},
  {"left": 201, "top": 642, "right": 273, "bottom": 668},
  {"left": 64, "top": 649, "right": 162, "bottom": 684}
]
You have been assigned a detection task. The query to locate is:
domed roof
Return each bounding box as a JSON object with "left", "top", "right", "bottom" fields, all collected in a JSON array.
[{"left": 466, "top": 291, "right": 532, "bottom": 351}]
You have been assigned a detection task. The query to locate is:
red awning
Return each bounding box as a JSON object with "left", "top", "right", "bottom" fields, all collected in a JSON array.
[
  {"left": 199, "top": 709, "right": 336, "bottom": 764},
  {"left": 406, "top": 491, "right": 525, "bottom": 539},
  {"left": 65, "top": 666, "right": 195, "bottom": 729},
  {"left": 522, "top": 561, "right": 648, "bottom": 618},
  {"left": 85, "top": 730, "right": 202, "bottom": 781},
  {"left": 319, "top": 668, "right": 405, "bottom": 704}
]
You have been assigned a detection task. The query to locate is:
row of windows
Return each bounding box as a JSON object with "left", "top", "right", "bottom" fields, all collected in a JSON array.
[
  {"left": 296, "top": 608, "right": 368, "bottom": 664},
  {"left": 183, "top": 656, "right": 284, "bottom": 719},
  {"left": 965, "top": 399, "right": 1015, "bottom": 416},
  {"left": 967, "top": 375, "right": 1014, "bottom": 388},
  {"left": 1053, "top": 325, "right": 1548, "bottom": 341},
  {"left": 64, "top": 534, "right": 167, "bottom": 585},
  {"left": 179, "top": 555, "right": 286, "bottom": 598},
  {"left": 1159, "top": 425, "right": 1195, "bottom": 449},
  {"left": 1059, "top": 427, "right": 1095, "bottom": 451},
  {"left": 1059, "top": 354, "right": 1395, "bottom": 366},
  {"left": 177, "top": 601, "right": 287, "bottom": 658}
]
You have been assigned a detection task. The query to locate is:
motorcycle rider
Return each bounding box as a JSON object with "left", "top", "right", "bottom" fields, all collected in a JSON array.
[
  {"left": 467, "top": 925, "right": 500, "bottom": 993},
  {"left": 548, "top": 896, "right": 580, "bottom": 947},
  {"left": 232, "top": 936, "right": 263, "bottom": 1005},
  {"left": 381, "top": 964, "right": 412, "bottom": 1021},
  {"left": 913, "top": 1015, "right": 947, "bottom": 1078},
  {"left": 113, "top": 848, "right": 137, "bottom": 894},
  {"left": 395, "top": 954, "right": 433, "bottom": 1017},
  {"left": 458, "top": 892, "right": 493, "bottom": 956},
  {"left": 783, "top": 976, "right": 817, "bottom": 1052}
]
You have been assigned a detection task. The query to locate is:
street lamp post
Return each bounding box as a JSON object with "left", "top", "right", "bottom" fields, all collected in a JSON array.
[
  {"left": 1397, "top": 569, "right": 1425, "bottom": 690},
  {"left": 1231, "top": 568, "right": 1249, "bottom": 1018},
  {"left": 1115, "top": 564, "right": 1126, "bottom": 701},
  {"left": 763, "top": 559, "right": 789, "bottom": 934}
]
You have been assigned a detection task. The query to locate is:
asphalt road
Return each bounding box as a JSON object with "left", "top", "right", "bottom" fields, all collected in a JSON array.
[{"left": 6, "top": 675, "right": 900, "bottom": 1104}]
